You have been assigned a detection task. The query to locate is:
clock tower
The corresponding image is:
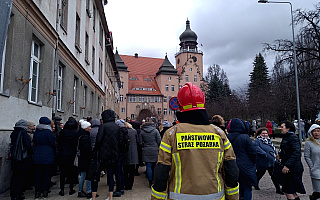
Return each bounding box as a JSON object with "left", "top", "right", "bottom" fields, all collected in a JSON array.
[{"left": 175, "top": 19, "right": 203, "bottom": 88}]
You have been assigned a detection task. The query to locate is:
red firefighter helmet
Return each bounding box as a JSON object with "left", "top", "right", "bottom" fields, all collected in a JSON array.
[{"left": 177, "top": 82, "right": 205, "bottom": 112}]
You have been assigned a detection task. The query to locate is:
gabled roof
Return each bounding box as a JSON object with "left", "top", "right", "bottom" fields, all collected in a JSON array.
[
  {"left": 156, "top": 54, "right": 178, "bottom": 76},
  {"left": 120, "top": 55, "right": 165, "bottom": 96}
]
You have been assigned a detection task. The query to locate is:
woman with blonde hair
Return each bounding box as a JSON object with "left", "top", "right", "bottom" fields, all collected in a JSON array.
[
  {"left": 211, "top": 115, "right": 227, "bottom": 134},
  {"left": 304, "top": 124, "right": 320, "bottom": 200}
]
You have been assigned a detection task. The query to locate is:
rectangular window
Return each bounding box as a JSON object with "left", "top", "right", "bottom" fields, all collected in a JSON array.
[
  {"left": 139, "top": 96, "right": 144, "bottom": 102},
  {"left": 146, "top": 96, "right": 151, "bottom": 102},
  {"left": 121, "top": 82, "right": 124, "bottom": 89},
  {"left": 83, "top": 86, "right": 87, "bottom": 117},
  {"left": 120, "top": 95, "right": 123, "bottom": 102},
  {"left": 92, "top": 5, "right": 96, "bottom": 31},
  {"left": 165, "top": 84, "right": 168, "bottom": 91},
  {"left": 169, "top": 107, "right": 173, "bottom": 115},
  {"left": 99, "top": 23, "right": 103, "bottom": 47},
  {"left": 131, "top": 114, "right": 134, "bottom": 119},
  {"left": 158, "top": 108, "right": 161, "bottom": 115},
  {"left": 194, "top": 75, "right": 197, "bottom": 82},
  {"left": 73, "top": 78, "right": 77, "bottom": 115},
  {"left": 85, "top": 33, "right": 89, "bottom": 64},
  {"left": 186, "top": 75, "right": 189, "bottom": 82},
  {"left": 171, "top": 85, "right": 174, "bottom": 91},
  {"left": 92, "top": 46, "right": 95, "bottom": 73},
  {"left": 164, "top": 108, "right": 167, "bottom": 115},
  {"left": 129, "top": 96, "right": 136, "bottom": 102},
  {"left": 121, "top": 108, "right": 125, "bottom": 113},
  {"left": 57, "top": 64, "right": 63, "bottom": 111},
  {"left": 0, "top": 40, "right": 6, "bottom": 93},
  {"left": 28, "top": 40, "right": 41, "bottom": 103},
  {"left": 60, "top": 0, "right": 68, "bottom": 30},
  {"left": 99, "top": 58, "right": 102, "bottom": 82},
  {"left": 164, "top": 96, "right": 167, "bottom": 102},
  {"left": 75, "top": 13, "right": 81, "bottom": 50},
  {"left": 86, "top": 0, "right": 90, "bottom": 16}
]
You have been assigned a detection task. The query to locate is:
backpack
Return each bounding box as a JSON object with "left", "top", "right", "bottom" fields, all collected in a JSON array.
[{"left": 119, "top": 127, "right": 130, "bottom": 154}]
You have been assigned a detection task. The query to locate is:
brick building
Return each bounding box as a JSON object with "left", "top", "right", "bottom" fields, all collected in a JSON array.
[{"left": 117, "top": 19, "right": 205, "bottom": 123}]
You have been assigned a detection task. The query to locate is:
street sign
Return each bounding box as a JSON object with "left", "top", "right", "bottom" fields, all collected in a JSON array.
[{"left": 169, "top": 97, "right": 179, "bottom": 110}]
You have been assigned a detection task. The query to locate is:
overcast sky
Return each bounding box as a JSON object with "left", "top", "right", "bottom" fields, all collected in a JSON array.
[{"left": 104, "top": 0, "right": 318, "bottom": 90}]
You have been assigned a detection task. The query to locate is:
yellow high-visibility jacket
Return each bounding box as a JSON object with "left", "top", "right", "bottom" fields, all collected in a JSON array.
[{"left": 151, "top": 123, "right": 239, "bottom": 200}]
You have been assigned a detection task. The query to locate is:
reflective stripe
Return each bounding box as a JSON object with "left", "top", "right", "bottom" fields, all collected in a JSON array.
[
  {"left": 226, "top": 184, "right": 239, "bottom": 195},
  {"left": 151, "top": 186, "right": 166, "bottom": 199},
  {"left": 160, "top": 141, "right": 171, "bottom": 153},
  {"left": 173, "top": 153, "right": 182, "bottom": 193},
  {"left": 169, "top": 124, "right": 178, "bottom": 135},
  {"left": 182, "top": 103, "right": 204, "bottom": 110},
  {"left": 216, "top": 151, "right": 223, "bottom": 192},
  {"left": 224, "top": 141, "right": 231, "bottom": 150},
  {"left": 169, "top": 189, "right": 225, "bottom": 200}
]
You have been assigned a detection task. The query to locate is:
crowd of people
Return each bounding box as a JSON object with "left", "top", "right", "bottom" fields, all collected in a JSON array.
[{"left": 8, "top": 82, "right": 320, "bottom": 200}]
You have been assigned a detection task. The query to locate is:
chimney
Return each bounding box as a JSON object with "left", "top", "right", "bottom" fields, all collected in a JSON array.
[{"left": 134, "top": 53, "right": 138, "bottom": 58}]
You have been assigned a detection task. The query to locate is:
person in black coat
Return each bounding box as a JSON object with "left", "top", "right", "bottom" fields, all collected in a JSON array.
[
  {"left": 77, "top": 121, "right": 92, "bottom": 197},
  {"left": 278, "top": 121, "right": 306, "bottom": 200},
  {"left": 227, "top": 118, "right": 257, "bottom": 200},
  {"left": 91, "top": 109, "right": 120, "bottom": 200},
  {"left": 10, "top": 119, "right": 33, "bottom": 200},
  {"left": 33, "top": 117, "right": 56, "bottom": 199},
  {"left": 57, "top": 117, "right": 79, "bottom": 196}
]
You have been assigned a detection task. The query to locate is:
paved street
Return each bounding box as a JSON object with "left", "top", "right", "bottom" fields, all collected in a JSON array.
[{"left": 0, "top": 140, "right": 313, "bottom": 200}]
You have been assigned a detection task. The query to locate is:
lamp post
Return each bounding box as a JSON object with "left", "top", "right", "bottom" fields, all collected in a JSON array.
[{"left": 258, "top": 0, "right": 302, "bottom": 142}]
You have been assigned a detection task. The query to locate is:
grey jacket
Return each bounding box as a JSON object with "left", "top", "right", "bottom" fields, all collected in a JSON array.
[
  {"left": 304, "top": 139, "right": 320, "bottom": 179},
  {"left": 140, "top": 122, "right": 161, "bottom": 162},
  {"left": 123, "top": 128, "right": 139, "bottom": 165}
]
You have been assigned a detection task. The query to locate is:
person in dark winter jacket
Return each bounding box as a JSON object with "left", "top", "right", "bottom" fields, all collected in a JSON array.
[
  {"left": 91, "top": 109, "right": 120, "bottom": 200},
  {"left": 57, "top": 117, "right": 79, "bottom": 196},
  {"left": 130, "top": 121, "right": 143, "bottom": 176},
  {"left": 278, "top": 121, "right": 306, "bottom": 200},
  {"left": 159, "top": 120, "right": 172, "bottom": 138},
  {"left": 77, "top": 121, "right": 92, "bottom": 198},
  {"left": 254, "top": 127, "right": 283, "bottom": 194},
  {"left": 10, "top": 119, "right": 33, "bottom": 200},
  {"left": 227, "top": 118, "right": 257, "bottom": 200},
  {"left": 140, "top": 117, "right": 161, "bottom": 187},
  {"left": 89, "top": 119, "right": 101, "bottom": 150},
  {"left": 123, "top": 122, "right": 139, "bottom": 190},
  {"left": 33, "top": 117, "right": 56, "bottom": 199}
]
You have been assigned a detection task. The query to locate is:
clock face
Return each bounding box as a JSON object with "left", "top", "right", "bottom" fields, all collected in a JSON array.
[
  {"left": 177, "top": 58, "right": 180, "bottom": 64},
  {"left": 192, "top": 56, "right": 197, "bottom": 62}
]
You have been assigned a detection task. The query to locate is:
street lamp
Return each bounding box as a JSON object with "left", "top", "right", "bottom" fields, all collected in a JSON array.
[{"left": 258, "top": 0, "right": 302, "bottom": 142}]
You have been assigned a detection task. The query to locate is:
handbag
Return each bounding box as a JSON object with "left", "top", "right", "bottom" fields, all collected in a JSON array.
[
  {"left": 86, "top": 158, "right": 100, "bottom": 181},
  {"left": 272, "top": 159, "right": 286, "bottom": 186},
  {"left": 74, "top": 136, "right": 82, "bottom": 167},
  {"left": 12, "top": 131, "right": 28, "bottom": 161}
]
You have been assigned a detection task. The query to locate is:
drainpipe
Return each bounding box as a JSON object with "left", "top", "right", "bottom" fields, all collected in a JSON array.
[{"left": 52, "top": 0, "right": 60, "bottom": 119}]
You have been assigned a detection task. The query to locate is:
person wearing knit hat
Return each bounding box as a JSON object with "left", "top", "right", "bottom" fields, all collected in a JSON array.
[
  {"left": 81, "top": 121, "right": 91, "bottom": 130},
  {"left": 10, "top": 119, "right": 33, "bottom": 200},
  {"left": 33, "top": 117, "right": 56, "bottom": 198},
  {"left": 77, "top": 120, "right": 93, "bottom": 198},
  {"left": 115, "top": 119, "right": 125, "bottom": 127},
  {"left": 305, "top": 124, "right": 320, "bottom": 200}
]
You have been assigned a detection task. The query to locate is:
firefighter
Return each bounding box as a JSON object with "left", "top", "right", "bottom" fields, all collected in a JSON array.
[{"left": 151, "top": 82, "right": 239, "bottom": 200}]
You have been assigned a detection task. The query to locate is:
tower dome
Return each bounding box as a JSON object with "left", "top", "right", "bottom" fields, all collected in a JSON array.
[{"left": 179, "top": 19, "right": 198, "bottom": 44}]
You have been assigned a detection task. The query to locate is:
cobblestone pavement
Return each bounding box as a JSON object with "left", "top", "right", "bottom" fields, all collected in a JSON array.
[{"left": 1, "top": 152, "right": 313, "bottom": 200}]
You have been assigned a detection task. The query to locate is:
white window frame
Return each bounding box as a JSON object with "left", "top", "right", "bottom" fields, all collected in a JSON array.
[
  {"left": 139, "top": 96, "right": 144, "bottom": 102},
  {"left": 165, "top": 84, "right": 169, "bottom": 91},
  {"left": 131, "top": 114, "right": 134, "bottom": 119},
  {"left": 73, "top": 78, "right": 77, "bottom": 115},
  {"left": 171, "top": 85, "right": 174, "bottom": 91},
  {"left": 121, "top": 108, "right": 125, "bottom": 113},
  {"left": 186, "top": 75, "right": 189, "bottom": 82},
  {"left": 146, "top": 96, "right": 151, "bottom": 102},
  {"left": 194, "top": 75, "right": 197, "bottom": 82},
  {"left": 57, "top": 64, "right": 63, "bottom": 111},
  {"left": 120, "top": 95, "right": 123, "bottom": 102},
  {"left": 158, "top": 108, "right": 161, "bottom": 115},
  {"left": 28, "top": 40, "right": 40, "bottom": 103},
  {"left": 164, "top": 108, "right": 167, "bottom": 115}
]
